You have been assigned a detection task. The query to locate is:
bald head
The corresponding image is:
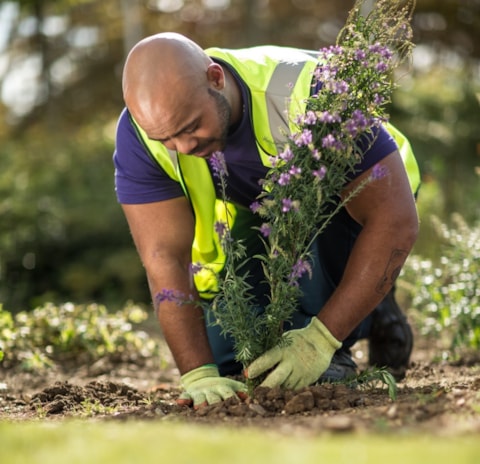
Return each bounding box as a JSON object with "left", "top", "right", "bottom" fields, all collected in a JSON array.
[{"left": 122, "top": 33, "right": 212, "bottom": 133}]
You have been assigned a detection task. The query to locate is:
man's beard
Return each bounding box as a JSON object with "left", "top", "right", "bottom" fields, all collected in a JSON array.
[{"left": 207, "top": 88, "right": 231, "bottom": 151}]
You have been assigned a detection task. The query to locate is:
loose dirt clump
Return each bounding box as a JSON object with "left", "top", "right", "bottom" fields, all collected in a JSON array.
[
  {"left": 1, "top": 341, "right": 480, "bottom": 435},
  {"left": 29, "top": 380, "right": 145, "bottom": 415}
]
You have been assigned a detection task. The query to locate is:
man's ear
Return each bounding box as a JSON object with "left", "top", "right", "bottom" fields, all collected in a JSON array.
[{"left": 206, "top": 63, "right": 225, "bottom": 90}]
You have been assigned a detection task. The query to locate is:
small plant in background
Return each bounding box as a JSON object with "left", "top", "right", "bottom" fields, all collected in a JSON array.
[
  {"left": 401, "top": 213, "right": 480, "bottom": 359},
  {"left": 353, "top": 367, "right": 398, "bottom": 401},
  {"left": 79, "top": 399, "right": 119, "bottom": 417},
  {"left": 0, "top": 302, "right": 160, "bottom": 371}
]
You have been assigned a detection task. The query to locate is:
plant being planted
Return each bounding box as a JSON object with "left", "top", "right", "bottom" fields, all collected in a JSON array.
[
  {"left": 211, "top": 0, "right": 414, "bottom": 365},
  {"left": 158, "top": 0, "right": 415, "bottom": 394}
]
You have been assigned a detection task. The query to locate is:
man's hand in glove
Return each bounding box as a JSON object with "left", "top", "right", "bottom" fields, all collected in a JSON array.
[
  {"left": 177, "top": 364, "right": 248, "bottom": 409},
  {"left": 245, "top": 318, "right": 342, "bottom": 390}
]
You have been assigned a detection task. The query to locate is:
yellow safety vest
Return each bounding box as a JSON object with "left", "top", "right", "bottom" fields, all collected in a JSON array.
[{"left": 130, "top": 46, "right": 421, "bottom": 297}]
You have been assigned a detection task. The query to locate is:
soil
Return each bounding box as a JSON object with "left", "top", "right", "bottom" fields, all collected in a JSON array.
[{"left": 1, "top": 338, "right": 479, "bottom": 436}]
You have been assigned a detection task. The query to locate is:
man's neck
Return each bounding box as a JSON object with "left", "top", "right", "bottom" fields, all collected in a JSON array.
[{"left": 224, "top": 66, "right": 244, "bottom": 128}]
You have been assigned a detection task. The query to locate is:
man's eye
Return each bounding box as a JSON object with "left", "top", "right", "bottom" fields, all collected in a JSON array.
[{"left": 185, "top": 125, "right": 197, "bottom": 134}]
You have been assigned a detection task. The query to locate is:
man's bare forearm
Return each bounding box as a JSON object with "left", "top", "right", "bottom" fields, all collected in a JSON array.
[
  {"left": 148, "top": 271, "right": 215, "bottom": 375},
  {"left": 317, "top": 152, "right": 419, "bottom": 342},
  {"left": 317, "top": 235, "right": 414, "bottom": 342}
]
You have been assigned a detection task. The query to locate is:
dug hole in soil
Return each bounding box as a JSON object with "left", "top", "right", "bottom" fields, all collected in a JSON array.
[{"left": 1, "top": 334, "right": 480, "bottom": 436}]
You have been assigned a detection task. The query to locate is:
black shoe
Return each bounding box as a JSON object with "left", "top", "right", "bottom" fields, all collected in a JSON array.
[
  {"left": 317, "top": 348, "right": 358, "bottom": 383},
  {"left": 368, "top": 288, "right": 413, "bottom": 381}
]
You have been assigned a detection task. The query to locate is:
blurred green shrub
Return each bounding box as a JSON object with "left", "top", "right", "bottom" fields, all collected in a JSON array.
[
  {"left": 401, "top": 213, "right": 480, "bottom": 359},
  {"left": 0, "top": 120, "right": 147, "bottom": 311},
  {"left": 0, "top": 301, "right": 160, "bottom": 371},
  {"left": 392, "top": 64, "right": 480, "bottom": 222}
]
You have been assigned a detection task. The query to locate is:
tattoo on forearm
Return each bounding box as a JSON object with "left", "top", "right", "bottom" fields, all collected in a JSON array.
[{"left": 376, "top": 249, "right": 408, "bottom": 295}]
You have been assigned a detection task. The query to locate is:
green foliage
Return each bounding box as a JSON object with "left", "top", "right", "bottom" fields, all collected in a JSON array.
[
  {"left": 392, "top": 64, "right": 480, "bottom": 219},
  {"left": 210, "top": 242, "right": 264, "bottom": 367},
  {"left": 354, "top": 367, "right": 398, "bottom": 401},
  {"left": 401, "top": 213, "right": 480, "bottom": 357},
  {"left": 0, "top": 301, "right": 160, "bottom": 371},
  {"left": 78, "top": 399, "right": 119, "bottom": 417},
  {"left": 319, "top": 365, "right": 398, "bottom": 401},
  {"left": 0, "top": 120, "right": 146, "bottom": 311}
]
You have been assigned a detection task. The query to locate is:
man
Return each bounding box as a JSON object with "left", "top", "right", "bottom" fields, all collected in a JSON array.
[{"left": 115, "top": 32, "right": 420, "bottom": 408}]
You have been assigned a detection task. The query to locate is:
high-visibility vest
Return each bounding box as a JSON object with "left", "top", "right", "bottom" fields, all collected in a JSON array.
[{"left": 130, "top": 46, "right": 421, "bottom": 297}]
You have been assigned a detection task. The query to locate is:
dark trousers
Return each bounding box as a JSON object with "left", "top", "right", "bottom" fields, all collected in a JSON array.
[{"left": 205, "top": 205, "right": 371, "bottom": 376}]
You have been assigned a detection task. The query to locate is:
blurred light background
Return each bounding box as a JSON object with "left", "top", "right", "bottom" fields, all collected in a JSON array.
[{"left": 0, "top": 0, "right": 478, "bottom": 311}]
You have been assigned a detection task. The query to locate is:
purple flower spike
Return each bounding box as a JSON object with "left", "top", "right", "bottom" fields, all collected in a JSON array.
[
  {"left": 209, "top": 151, "right": 228, "bottom": 178},
  {"left": 330, "top": 80, "right": 349, "bottom": 94},
  {"left": 373, "top": 93, "right": 384, "bottom": 105},
  {"left": 189, "top": 262, "right": 203, "bottom": 275},
  {"left": 288, "top": 165, "right": 302, "bottom": 177},
  {"left": 260, "top": 223, "right": 271, "bottom": 237},
  {"left": 304, "top": 111, "right": 317, "bottom": 125},
  {"left": 322, "top": 134, "right": 337, "bottom": 148},
  {"left": 345, "top": 109, "right": 369, "bottom": 137},
  {"left": 371, "top": 163, "right": 389, "bottom": 180},
  {"left": 313, "top": 166, "right": 327, "bottom": 180},
  {"left": 281, "top": 198, "right": 293, "bottom": 213},
  {"left": 214, "top": 221, "right": 228, "bottom": 240},
  {"left": 250, "top": 201, "right": 261, "bottom": 213},
  {"left": 295, "top": 129, "right": 313, "bottom": 147},
  {"left": 354, "top": 49, "right": 366, "bottom": 61},
  {"left": 155, "top": 289, "right": 183, "bottom": 304},
  {"left": 278, "top": 172, "right": 291, "bottom": 186},
  {"left": 318, "top": 111, "right": 341, "bottom": 124},
  {"left": 288, "top": 259, "right": 312, "bottom": 286},
  {"left": 268, "top": 155, "right": 280, "bottom": 167},
  {"left": 375, "top": 61, "right": 388, "bottom": 72},
  {"left": 279, "top": 146, "right": 294, "bottom": 162}
]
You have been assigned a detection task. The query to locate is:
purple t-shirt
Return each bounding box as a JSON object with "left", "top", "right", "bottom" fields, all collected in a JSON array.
[{"left": 113, "top": 70, "right": 397, "bottom": 208}]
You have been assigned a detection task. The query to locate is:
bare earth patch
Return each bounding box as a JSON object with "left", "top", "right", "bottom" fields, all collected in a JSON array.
[{"left": 1, "top": 340, "right": 479, "bottom": 436}]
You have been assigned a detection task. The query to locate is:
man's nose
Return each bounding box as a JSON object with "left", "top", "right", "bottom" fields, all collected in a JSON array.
[{"left": 166, "top": 135, "right": 198, "bottom": 154}]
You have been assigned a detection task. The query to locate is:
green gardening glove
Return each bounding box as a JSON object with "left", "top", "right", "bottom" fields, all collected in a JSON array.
[
  {"left": 177, "top": 364, "right": 248, "bottom": 409},
  {"left": 245, "top": 318, "right": 342, "bottom": 390}
]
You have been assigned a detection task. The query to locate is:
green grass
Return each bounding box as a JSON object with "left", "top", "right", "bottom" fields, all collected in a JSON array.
[{"left": 0, "top": 421, "right": 478, "bottom": 464}]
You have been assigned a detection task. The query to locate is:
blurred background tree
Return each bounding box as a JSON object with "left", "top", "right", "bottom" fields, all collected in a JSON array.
[{"left": 0, "top": 0, "right": 479, "bottom": 311}]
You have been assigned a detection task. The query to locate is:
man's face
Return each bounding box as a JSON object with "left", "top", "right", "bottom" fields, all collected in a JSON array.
[{"left": 145, "top": 86, "right": 232, "bottom": 158}]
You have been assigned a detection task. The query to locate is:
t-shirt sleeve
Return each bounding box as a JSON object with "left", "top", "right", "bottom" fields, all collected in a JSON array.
[
  {"left": 113, "top": 108, "right": 184, "bottom": 204},
  {"left": 349, "top": 124, "right": 398, "bottom": 180}
]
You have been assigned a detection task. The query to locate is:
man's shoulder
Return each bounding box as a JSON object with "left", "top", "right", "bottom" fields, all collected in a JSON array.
[
  {"left": 117, "top": 107, "right": 134, "bottom": 135},
  {"left": 114, "top": 107, "right": 145, "bottom": 163},
  {"left": 116, "top": 107, "right": 144, "bottom": 150},
  {"left": 206, "top": 45, "right": 319, "bottom": 64}
]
